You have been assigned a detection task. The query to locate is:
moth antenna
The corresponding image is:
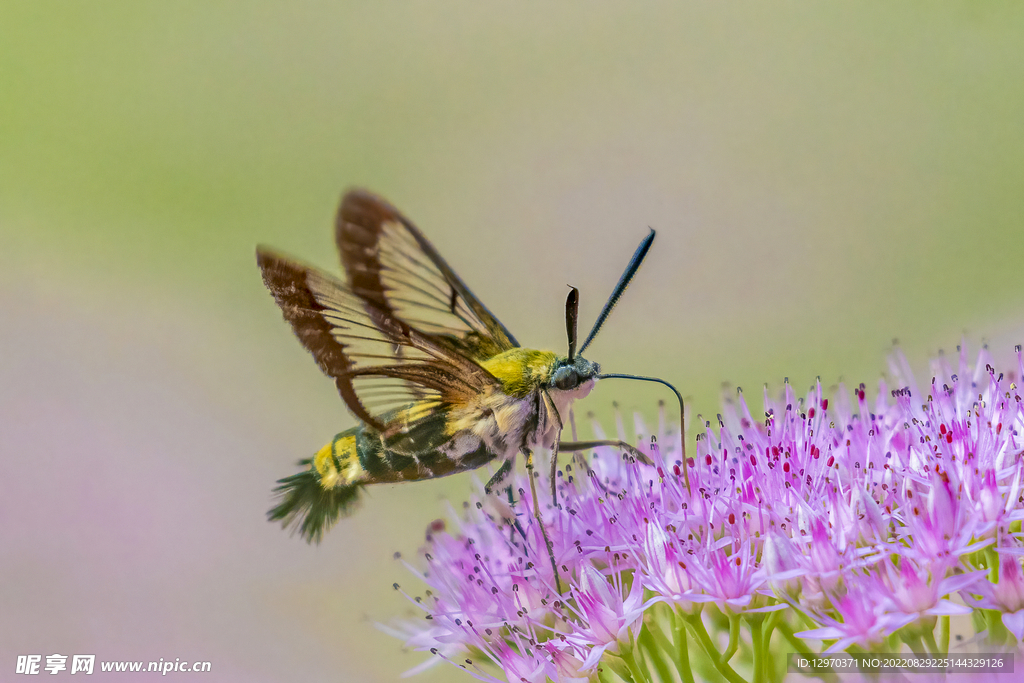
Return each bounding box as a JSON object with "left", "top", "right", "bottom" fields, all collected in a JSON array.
[
  {"left": 596, "top": 372, "right": 688, "bottom": 492},
  {"left": 565, "top": 286, "right": 579, "bottom": 361},
  {"left": 578, "top": 228, "right": 655, "bottom": 355}
]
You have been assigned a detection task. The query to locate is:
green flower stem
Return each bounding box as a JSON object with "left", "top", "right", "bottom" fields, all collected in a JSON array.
[
  {"left": 720, "top": 613, "right": 741, "bottom": 663},
  {"left": 775, "top": 620, "right": 838, "bottom": 683},
  {"left": 899, "top": 629, "right": 925, "bottom": 656},
  {"left": 750, "top": 615, "right": 764, "bottom": 683},
  {"left": 761, "top": 611, "right": 780, "bottom": 683},
  {"left": 644, "top": 608, "right": 675, "bottom": 656},
  {"left": 673, "top": 610, "right": 695, "bottom": 683},
  {"left": 604, "top": 655, "right": 634, "bottom": 683},
  {"left": 921, "top": 622, "right": 940, "bottom": 655},
  {"left": 985, "top": 608, "right": 1008, "bottom": 646},
  {"left": 971, "top": 605, "right": 987, "bottom": 635},
  {"left": 597, "top": 664, "right": 621, "bottom": 683},
  {"left": 939, "top": 615, "right": 950, "bottom": 653},
  {"left": 682, "top": 613, "right": 748, "bottom": 683},
  {"left": 619, "top": 645, "right": 648, "bottom": 683},
  {"left": 638, "top": 626, "right": 673, "bottom": 683},
  {"left": 985, "top": 546, "right": 1000, "bottom": 583},
  {"left": 773, "top": 619, "right": 810, "bottom": 658},
  {"left": 761, "top": 610, "right": 779, "bottom": 648}
]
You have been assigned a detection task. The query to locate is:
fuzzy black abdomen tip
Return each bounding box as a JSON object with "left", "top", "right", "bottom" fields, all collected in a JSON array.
[{"left": 267, "top": 459, "right": 363, "bottom": 544}]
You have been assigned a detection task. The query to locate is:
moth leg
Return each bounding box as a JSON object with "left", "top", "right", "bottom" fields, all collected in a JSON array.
[
  {"left": 524, "top": 447, "right": 563, "bottom": 595},
  {"left": 500, "top": 485, "right": 528, "bottom": 544},
  {"left": 558, "top": 439, "right": 654, "bottom": 466},
  {"left": 484, "top": 458, "right": 514, "bottom": 495},
  {"left": 482, "top": 462, "right": 523, "bottom": 542},
  {"left": 483, "top": 461, "right": 525, "bottom": 544},
  {"left": 548, "top": 435, "right": 562, "bottom": 507},
  {"left": 540, "top": 389, "right": 565, "bottom": 507},
  {"left": 561, "top": 443, "right": 609, "bottom": 494}
]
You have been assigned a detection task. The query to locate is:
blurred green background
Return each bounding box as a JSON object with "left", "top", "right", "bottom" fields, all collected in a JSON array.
[{"left": 3, "top": 3, "right": 1024, "bottom": 682}]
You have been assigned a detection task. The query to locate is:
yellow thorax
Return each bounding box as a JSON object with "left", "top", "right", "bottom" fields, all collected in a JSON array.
[{"left": 481, "top": 348, "right": 559, "bottom": 399}]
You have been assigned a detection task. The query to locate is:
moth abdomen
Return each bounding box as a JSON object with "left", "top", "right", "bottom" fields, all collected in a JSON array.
[{"left": 268, "top": 429, "right": 367, "bottom": 543}]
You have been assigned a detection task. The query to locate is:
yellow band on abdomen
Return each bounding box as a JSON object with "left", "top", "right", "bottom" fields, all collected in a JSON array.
[{"left": 313, "top": 432, "right": 363, "bottom": 489}]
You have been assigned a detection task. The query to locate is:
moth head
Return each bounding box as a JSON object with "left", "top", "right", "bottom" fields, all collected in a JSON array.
[{"left": 550, "top": 355, "right": 600, "bottom": 394}]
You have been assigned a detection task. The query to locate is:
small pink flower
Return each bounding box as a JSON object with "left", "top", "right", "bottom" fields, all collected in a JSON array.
[
  {"left": 797, "top": 583, "right": 915, "bottom": 652},
  {"left": 761, "top": 530, "right": 804, "bottom": 597},
  {"left": 539, "top": 641, "right": 590, "bottom": 683},
  {"left": 690, "top": 543, "right": 764, "bottom": 611},
  {"left": 639, "top": 522, "right": 701, "bottom": 605},
  {"left": 493, "top": 639, "right": 553, "bottom": 683},
  {"left": 569, "top": 564, "right": 651, "bottom": 669},
  {"left": 969, "top": 555, "right": 1024, "bottom": 639},
  {"left": 877, "top": 559, "right": 978, "bottom": 619}
]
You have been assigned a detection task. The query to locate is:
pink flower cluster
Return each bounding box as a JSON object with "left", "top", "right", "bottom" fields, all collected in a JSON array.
[{"left": 386, "top": 346, "right": 1024, "bottom": 682}]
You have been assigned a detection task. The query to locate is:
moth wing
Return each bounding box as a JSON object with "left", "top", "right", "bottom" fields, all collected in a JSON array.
[
  {"left": 336, "top": 189, "right": 519, "bottom": 362},
  {"left": 256, "top": 249, "right": 499, "bottom": 435}
]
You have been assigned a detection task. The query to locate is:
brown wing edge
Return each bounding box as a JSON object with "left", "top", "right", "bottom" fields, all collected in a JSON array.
[
  {"left": 255, "top": 247, "right": 387, "bottom": 432},
  {"left": 335, "top": 189, "right": 520, "bottom": 349}
]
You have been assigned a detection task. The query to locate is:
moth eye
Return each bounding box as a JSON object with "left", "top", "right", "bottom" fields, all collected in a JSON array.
[{"left": 553, "top": 367, "right": 578, "bottom": 391}]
